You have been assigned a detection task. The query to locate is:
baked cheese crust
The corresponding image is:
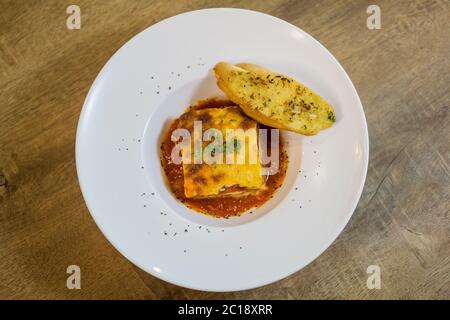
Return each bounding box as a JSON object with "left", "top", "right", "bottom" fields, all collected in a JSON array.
[{"left": 178, "top": 107, "right": 264, "bottom": 198}]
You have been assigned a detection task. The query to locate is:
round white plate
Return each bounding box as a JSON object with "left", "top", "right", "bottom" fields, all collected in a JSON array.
[{"left": 76, "top": 8, "right": 368, "bottom": 292}]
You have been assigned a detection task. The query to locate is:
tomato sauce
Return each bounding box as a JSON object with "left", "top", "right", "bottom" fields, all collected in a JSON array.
[{"left": 160, "top": 99, "right": 288, "bottom": 218}]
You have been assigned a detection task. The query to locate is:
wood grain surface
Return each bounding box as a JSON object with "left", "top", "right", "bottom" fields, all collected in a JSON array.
[{"left": 0, "top": 0, "right": 449, "bottom": 299}]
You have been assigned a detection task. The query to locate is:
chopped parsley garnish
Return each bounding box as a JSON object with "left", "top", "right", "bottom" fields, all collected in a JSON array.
[{"left": 327, "top": 111, "right": 336, "bottom": 122}]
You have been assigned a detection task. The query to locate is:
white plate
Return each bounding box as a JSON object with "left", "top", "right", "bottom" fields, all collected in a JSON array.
[{"left": 76, "top": 8, "right": 368, "bottom": 292}]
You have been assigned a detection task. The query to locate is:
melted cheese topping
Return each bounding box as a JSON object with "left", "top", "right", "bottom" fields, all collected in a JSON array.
[{"left": 178, "top": 107, "right": 264, "bottom": 198}]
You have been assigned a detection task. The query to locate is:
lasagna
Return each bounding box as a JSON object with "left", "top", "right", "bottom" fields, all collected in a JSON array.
[{"left": 177, "top": 106, "right": 264, "bottom": 198}]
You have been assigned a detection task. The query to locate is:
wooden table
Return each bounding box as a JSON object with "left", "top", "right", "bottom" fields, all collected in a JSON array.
[{"left": 1, "top": 0, "right": 449, "bottom": 299}]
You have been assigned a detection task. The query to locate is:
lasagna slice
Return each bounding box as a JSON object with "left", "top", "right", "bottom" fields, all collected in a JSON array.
[{"left": 178, "top": 106, "right": 264, "bottom": 198}]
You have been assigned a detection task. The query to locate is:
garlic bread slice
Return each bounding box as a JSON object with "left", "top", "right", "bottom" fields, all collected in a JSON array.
[{"left": 214, "top": 62, "right": 336, "bottom": 135}]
